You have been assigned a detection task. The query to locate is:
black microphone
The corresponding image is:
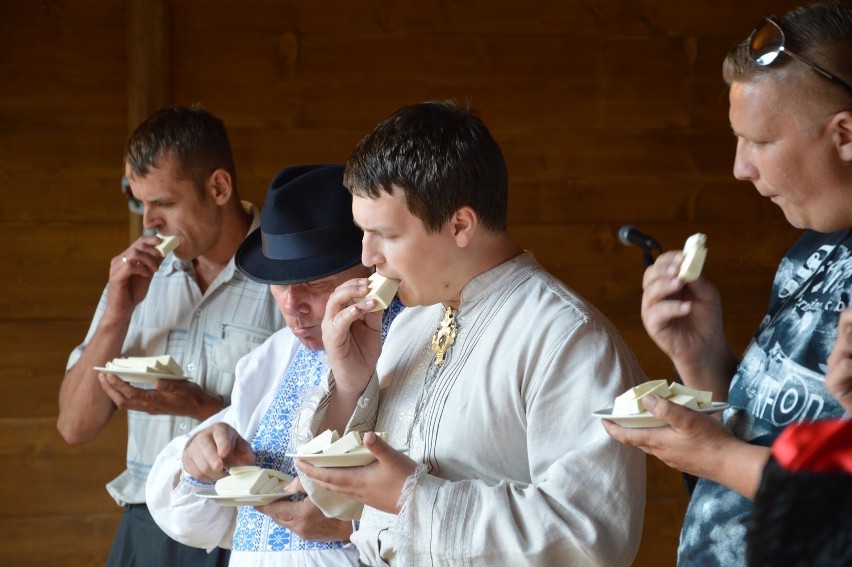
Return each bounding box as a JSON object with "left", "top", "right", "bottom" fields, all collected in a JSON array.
[{"left": 618, "top": 224, "right": 661, "bottom": 251}]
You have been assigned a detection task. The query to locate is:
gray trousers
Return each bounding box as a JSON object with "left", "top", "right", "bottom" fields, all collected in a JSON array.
[{"left": 106, "top": 503, "right": 231, "bottom": 567}]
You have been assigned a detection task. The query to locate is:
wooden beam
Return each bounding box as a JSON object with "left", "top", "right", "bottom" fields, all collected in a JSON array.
[{"left": 126, "top": 0, "right": 169, "bottom": 241}]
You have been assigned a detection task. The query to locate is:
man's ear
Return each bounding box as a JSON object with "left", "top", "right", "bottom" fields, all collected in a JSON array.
[
  {"left": 207, "top": 169, "right": 233, "bottom": 204},
  {"left": 452, "top": 206, "right": 478, "bottom": 248},
  {"left": 832, "top": 110, "right": 852, "bottom": 162}
]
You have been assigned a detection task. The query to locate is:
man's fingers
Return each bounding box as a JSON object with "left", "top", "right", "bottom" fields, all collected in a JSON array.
[
  {"left": 641, "top": 394, "right": 685, "bottom": 425},
  {"left": 233, "top": 436, "right": 254, "bottom": 458},
  {"left": 284, "top": 475, "right": 304, "bottom": 495},
  {"left": 188, "top": 431, "right": 226, "bottom": 472},
  {"left": 211, "top": 425, "right": 235, "bottom": 458},
  {"left": 363, "top": 431, "right": 404, "bottom": 464},
  {"left": 642, "top": 299, "right": 692, "bottom": 332},
  {"left": 208, "top": 424, "right": 251, "bottom": 462},
  {"left": 641, "top": 252, "right": 680, "bottom": 289},
  {"left": 295, "top": 460, "right": 360, "bottom": 491},
  {"left": 100, "top": 373, "right": 136, "bottom": 396},
  {"left": 183, "top": 445, "right": 223, "bottom": 480},
  {"left": 643, "top": 394, "right": 717, "bottom": 434},
  {"left": 324, "top": 278, "right": 369, "bottom": 327},
  {"left": 98, "top": 373, "right": 144, "bottom": 409},
  {"left": 601, "top": 420, "right": 639, "bottom": 446},
  {"left": 256, "top": 497, "right": 299, "bottom": 521},
  {"left": 154, "top": 378, "right": 172, "bottom": 391},
  {"left": 221, "top": 437, "right": 255, "bottom": 469}
]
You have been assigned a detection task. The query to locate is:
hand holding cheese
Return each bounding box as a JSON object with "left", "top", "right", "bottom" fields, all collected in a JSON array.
[
  {"left": 612, "top": 379, "right": 714, "bottom": 417},
  {"left": 361, "top": 272, "right": 399, "bottom": 311},
  {"left": 214, "top": 466, "right": 293, "bottom": 496},
  {"left": 154, "top": 232, "right": 181, "bottom": 257},
  {"left": 678, "top": 232, "right": 707, "bottom": 282}
]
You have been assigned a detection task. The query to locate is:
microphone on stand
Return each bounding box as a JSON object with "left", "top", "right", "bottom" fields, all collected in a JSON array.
[
  {"left": 618, "top": 224, "right": 662, "bottom": 251},
  {"left": 618, "top": 224, "right": 662, "bottom": 267}
]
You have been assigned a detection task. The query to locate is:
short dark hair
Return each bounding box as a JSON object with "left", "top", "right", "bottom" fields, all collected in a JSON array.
[
  {"left": 723, "top": 1, "right": 852, "bottom": 92},
  {"left": 124, "top": 105, "right": 237, "bottom": 193},
  {"left": 343, "top": 100, "right": 509, "bottom": 233}
]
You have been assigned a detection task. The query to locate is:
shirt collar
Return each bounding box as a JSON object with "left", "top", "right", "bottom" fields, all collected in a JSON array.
[{"left": 457, "top": 250, "right": 537, "bottom": 307}]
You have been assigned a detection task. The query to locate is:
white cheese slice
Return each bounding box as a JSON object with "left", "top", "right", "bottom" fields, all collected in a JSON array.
[
  {"left": 322, "top": 431, "right": 363, "bottom": 455},
  {"left": 215, "top": 466, "right": 292, "bottom": 496},
  {"left": 146, "top": 354, "right": 183, "bottom": 375},
  {"left": 107, "top": 354, "right": 183, "bottom": 376},
  {"left": 299, "top": 429, "right": 340, "bottom": 455},
  {"left": 362, "top": 272, "right": 399, "bottom": 311},
  {"left": 344, "top": 432, "right": 388, "bottom": 454},
  {"left": 107, "top": 358, "right": 150, "bottom": 372},
  {"left": 613, "top": 380, "right": 671, "bottom": 415},
  {"left": 155, "top": 233, "right": 181, "bottom": 257},
  {"left": 678, "top": 233, "right": 707, "bottom": 282},
  {"left": 611, "top": 380, "right": 715, "bottom": 416},
  {"left": 215, "top": 469, "right": 266, "bottom": 495},
  {"left": 666, "top": 394, "right": 700, "bottom": 410},
  {"left": 669, "top": 382, "right": 712, "bottom": 405}
]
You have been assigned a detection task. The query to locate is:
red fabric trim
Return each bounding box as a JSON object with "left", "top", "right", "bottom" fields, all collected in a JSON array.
[{"left": 772, "top": 418, "right": 852, "bottom": 473}]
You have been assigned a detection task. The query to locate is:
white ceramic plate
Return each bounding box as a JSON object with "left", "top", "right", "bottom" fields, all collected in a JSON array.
[
  {"left": 93, "top": 366, "right": 188, "bottom": 385},
  {"left": 285, "top": 451, "right": 379, "bottom": 468},
  {"left": 197, "top": 490, "right": 297, "bottom": 506},
  {"left": 592, "top": 401, "right": 729, "bottom": 428},
  {"left": 286, "top": 446, "right": 409, "bottom": 468}
]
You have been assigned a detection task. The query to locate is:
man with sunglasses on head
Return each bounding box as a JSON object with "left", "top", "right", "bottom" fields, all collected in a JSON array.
[{"left": 602, "top": 2, "right": 852, "bottom": 566}]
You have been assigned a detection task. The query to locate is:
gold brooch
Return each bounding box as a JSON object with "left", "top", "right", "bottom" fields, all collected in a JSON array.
[{"left": 430, "top": 306, "right": 458, "bottom": 367}]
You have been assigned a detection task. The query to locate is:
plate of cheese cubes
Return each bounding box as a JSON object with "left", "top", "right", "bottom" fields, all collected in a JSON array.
[
  {"left": 286, "top": 430, "right": 400, "bottom": 468},
  {"left": 593, "top": 379, "right": 728, "bottom": 428},
  {"left": 94, "top": 355, "right": 187, "bottom": 384},
  {"left": 198, "top": 466, "right": 297, "bottom": 506}
]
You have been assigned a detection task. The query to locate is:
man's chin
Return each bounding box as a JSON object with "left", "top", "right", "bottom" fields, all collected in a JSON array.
[{"left": 298, "top": 337, "right": 324, "bottom": 351}]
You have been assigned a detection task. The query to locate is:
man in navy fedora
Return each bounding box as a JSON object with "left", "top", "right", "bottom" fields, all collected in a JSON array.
[{"left": 146, "top": 164, "right": 402, "bottom": 566}]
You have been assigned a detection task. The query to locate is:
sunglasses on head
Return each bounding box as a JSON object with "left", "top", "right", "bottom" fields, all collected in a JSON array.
[{"left": 748, "top": 15, "right": 852, "bottom": 96}]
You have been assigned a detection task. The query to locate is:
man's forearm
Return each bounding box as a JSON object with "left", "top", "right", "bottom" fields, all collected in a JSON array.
[
  {"left": 57, "top": 314, "right": 130, "bottom": 444},
  {"left": 711, "top": 441, "right": 771, "bottom": 501}
]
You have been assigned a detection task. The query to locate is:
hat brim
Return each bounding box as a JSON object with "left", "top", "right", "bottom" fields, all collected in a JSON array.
[{"left": 235, "top": 227, "right": 363, "bottom": 285}]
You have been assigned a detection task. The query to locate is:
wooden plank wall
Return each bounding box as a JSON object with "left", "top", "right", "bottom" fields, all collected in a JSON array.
[{"left": 0, "top": 1, "right": 804, "bottom": 565}]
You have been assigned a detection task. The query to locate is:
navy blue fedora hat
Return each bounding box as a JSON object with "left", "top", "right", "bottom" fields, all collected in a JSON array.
[{"left": 235, "top": 164, "right": 363, "bottom": 284}]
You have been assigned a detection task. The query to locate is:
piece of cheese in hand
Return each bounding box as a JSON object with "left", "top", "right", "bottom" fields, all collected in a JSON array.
[
  {"left": 215, "top": 466, "right": 293, "bottom": 496},
  {"left": 678, "top": 232, "right": 707, "bottom": 282},
  {"left": 362, "top": 272, "right": 399, "bottom": 311},
  {"left": 155, "top": 233, "right": 181, "bottom": 257}
]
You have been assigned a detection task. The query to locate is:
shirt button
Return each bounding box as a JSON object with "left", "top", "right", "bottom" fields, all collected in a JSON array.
[
  {"left": 187, "top": 363, "right": 196, "bottom": 372},
  {"left": 179, "top": 423, "right": 187, "bottom": 430}
]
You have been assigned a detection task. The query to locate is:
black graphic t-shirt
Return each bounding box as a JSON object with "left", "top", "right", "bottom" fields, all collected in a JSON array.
[{"left": 678, "top": 230, "right": 850, "bottom": 567}]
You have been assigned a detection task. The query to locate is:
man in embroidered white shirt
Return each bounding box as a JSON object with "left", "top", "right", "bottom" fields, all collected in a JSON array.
[
  {"left": 295, "top": 101, "right": 647, "bottom": 567},
  {"left": 146, "top": 164, "right": 403, "bottom": 566}
]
